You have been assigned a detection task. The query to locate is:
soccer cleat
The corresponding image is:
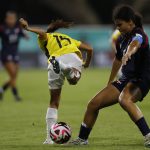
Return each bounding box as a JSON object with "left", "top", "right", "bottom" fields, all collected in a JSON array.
[
  {"left": 144, "top": 134, "right": 150, "bottom": 148},
  {"left": 50, "top": 56, "right": 60, "bottom": 74},
  {"left": 43, "top": 139, "right": 54, "bottom": 145},
  {"left": 68, "top": 137, "right": 88, "bottom": 145},
  {"left": 14, "top": 95, "right": 22, "bottom": 101}
]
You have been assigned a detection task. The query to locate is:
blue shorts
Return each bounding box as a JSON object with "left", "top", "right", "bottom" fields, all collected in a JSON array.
[
  {"left": 112, "top": 78, "right": 150, "bottom": 101},
  {"left": 1, "top": 54, "right": 19, "bottom": 64}
]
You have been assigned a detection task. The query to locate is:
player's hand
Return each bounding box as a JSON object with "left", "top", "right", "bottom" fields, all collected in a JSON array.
[
  {"left": 82, "top": 62, "right": 89, "bottom": 68},
  {"left": 122, "top": 53, "right": 131, "bottom": 65},
  {"left": 19, "top": 18, "right": 28, "bottom": 30}
]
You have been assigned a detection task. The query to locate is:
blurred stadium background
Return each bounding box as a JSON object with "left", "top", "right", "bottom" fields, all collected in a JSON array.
[
  {"left": 1, "top": 1, "right": 150, "bottom": 150},
  {"left": 1, "top": 0, "right": 150, "bottom": 68}
]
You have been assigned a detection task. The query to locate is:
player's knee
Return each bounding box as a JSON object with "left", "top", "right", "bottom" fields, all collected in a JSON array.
[
  {"left": 87, "top": 100, "right": 99, "bottom": 111},
  {"left": 67, "top": 78, "right": 78, "bottom": 85},
  {"left": 67, "top": 69, "right": 81, "bottom": 85},
  {"left": 119, "top": 95, "right": 132, "bottom": 110}
]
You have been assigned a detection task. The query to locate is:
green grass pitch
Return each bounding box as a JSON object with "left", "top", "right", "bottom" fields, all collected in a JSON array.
[{"left": 0, "top": 68, "right": 150, "bottom": 150}]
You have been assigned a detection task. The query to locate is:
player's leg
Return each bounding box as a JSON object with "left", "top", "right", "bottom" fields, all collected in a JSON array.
[
  {"left": 57, "top": 53, "right": 82, "bottom": 85},
  {"left": 44, "top": 63, "right": 65, "bottom": 144},
  {"left": 119, "top": 82, "right": 150, "bottom": 147},
  {"left": 70, "top": 84, "right": 120, "bottom": 145},
  {"left": 12, "top": 62, "right": 21, "bottom": 100},
  {"left": 0, "top": 58, "right": 11, "bottom": 100},
  {"left": 4, "top": 62, "right": 21, "bottom": 101}
]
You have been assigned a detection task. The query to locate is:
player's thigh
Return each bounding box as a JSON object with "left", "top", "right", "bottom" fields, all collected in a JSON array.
[
  {"left": 88, "top": 84, "right": 120, "bottom": 110},
  {"left": 48, "top": 64, "right": 65, "bottom": 89},
  {"left": 119, "top": 82, "right": 142, "bottom": 103}
]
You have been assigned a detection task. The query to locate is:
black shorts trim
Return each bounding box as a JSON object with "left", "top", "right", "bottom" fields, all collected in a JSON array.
[
  {"left": 112, "top": 78, "right": 150, "bottom": 101},
  {"left": 1, "top": 54, "right": 19, "bottom": 64}
]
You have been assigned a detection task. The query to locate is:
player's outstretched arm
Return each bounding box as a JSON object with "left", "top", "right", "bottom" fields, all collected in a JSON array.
[
  {"left": 19, "top": 18, "right": 47, "bottom": 40},
  {"left": 107, "top": 57, "right": 122, "bottom": 85},
  {"left": 79, "top": 43, "right": 93, "bottom": 68},
  {"left": 122, "top": 40, "right": 141, "bottom": 65}
]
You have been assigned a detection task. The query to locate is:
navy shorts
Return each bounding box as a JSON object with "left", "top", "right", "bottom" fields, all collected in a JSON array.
[
  {"left": 1, "top": 54, "right": 20, "bottom": 64},
  {"left": 112, "top": 78, "right": 150, "bottom": 101}
]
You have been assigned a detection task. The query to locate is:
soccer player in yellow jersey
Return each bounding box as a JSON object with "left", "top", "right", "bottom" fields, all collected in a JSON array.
[
  {"left": 19, "top": 18, "right": 93, "bottom": 144},
  {"left": 111, "top": 29, "right": 121, "bottom": 53}
]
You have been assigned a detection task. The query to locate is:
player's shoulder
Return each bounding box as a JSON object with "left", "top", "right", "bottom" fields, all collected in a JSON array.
[
  {"left": 51, "top": 32, "right": 68, "bottom": 37},
  {"left": 112, "top": 29, "right": 121, "bottom": 41},
  {"left": 133, "top": 27, "right": 146, "bottom": 37}
]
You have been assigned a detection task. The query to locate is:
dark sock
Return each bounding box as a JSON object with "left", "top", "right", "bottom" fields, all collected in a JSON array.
[
  {"left": 135, "top": 117, "right": 150, "bottom": 136},
  {"left": 2, "top": 82, "right": 10, "bottom": 91},
  {"left": 12, "top": 87, "right": 18, "bottom": 96},
  {"left": 78, "top": 123, "right": 92, "bottom": 140}
]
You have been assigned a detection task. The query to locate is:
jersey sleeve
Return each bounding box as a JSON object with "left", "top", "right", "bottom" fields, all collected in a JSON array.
[
  {"left": 19, "top": 27, "right": 27, "bottom": 37},
  {"left": 111, "top": 29, "right": 121, "bottom": 43},
  {"left": 37, "top": 35, "right": 47, "bottom": 51},
  {"left": 131, "top": 33, "right": 143, "bottom": 44},
  {"left": 71, "top": 39, "right": 81, "bottom": 48}
]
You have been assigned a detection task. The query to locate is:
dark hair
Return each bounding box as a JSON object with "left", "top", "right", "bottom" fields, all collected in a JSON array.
[
  {"left": 6, "top": 11, "right": 17, "bottom": 17},
  {"left": 113, "top": 5, "right": 143, "bottom": 28},
  {"left": 47, "top": 19, "right": 73, "bottom": 33}
]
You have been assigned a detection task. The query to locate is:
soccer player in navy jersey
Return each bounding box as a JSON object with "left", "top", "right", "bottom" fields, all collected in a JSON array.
[
  {"left": 0, "top": 11, "right": 28, "bottom": 101},
  {"left": 70, "top": 5, "right": 150, "bottom": 147}
]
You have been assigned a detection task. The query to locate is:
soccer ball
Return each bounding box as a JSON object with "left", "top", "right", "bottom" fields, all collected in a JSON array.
[{"left": 50, "top": 122, "right": 72, "bottom": 144}]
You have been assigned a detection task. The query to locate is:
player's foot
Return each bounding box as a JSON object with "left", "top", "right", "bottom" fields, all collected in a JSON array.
[
  {"left": 68, "top": 137, "right": 88, "bottom": 145},
  {"left": 50, "top": 56, "right": 60, "bottom": 74},
  {"left": 144, "top": 134, "right": 150, "bottom": 148},
  {"left": 43, "top": 139, "right": 54, "bottom": 145},
  {"left": 14, "top": 95, "right": 22, "bottom": 101}
]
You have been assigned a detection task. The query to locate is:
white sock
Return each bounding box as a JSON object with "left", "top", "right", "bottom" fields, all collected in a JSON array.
[
  {"left": 145, "top": 133, "right": 150, "bottom": 138},
  {"left": 46, "top": 107, "right": 58, "bottom": 141}
]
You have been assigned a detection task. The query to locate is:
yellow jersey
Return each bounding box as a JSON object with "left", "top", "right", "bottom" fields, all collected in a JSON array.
[
  {"left": 111, "top": 29, "right": 121, "bottom": 43},
  {"left": 37, "top": 32, "right": 82, "bottom": 60}
]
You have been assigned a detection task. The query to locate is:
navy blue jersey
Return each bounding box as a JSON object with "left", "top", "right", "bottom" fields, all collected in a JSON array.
[
  {"left": 115, "top": 27, "right": 150, "bottom": 83},
  {"left": 0, "top": 24, "right": 25, "bottom": 55}
]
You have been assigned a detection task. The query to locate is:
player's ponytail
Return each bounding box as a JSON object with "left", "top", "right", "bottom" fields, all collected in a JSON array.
[
  {"left": 134, "top": 12, "right": 143, "bottom": 28},
  {"left": 47, "top": 20, "right": 73, "bottom": 33}
]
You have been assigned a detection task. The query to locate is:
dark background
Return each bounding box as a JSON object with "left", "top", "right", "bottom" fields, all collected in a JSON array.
[{"left": 0, "top": 0, "right": 150, "bottom": 24}]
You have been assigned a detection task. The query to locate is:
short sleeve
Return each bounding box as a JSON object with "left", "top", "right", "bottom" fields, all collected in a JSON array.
[
  {"left": 72, "top": 39, "right": 81, "bottom": 48},
  {"left": 19, "top": 27, "right": 27, "bottom": 37},
  {"left": 37, "top": 35, "right": 47, "bottom": 51},
  {"left": 131, "top": 33, "right": 143, "bottom": 44}
]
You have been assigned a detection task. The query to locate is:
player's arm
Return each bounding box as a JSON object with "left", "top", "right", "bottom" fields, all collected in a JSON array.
[
  {"left": 79, "top": 42, "right": 93, "bottom": 68},
  {"left": 122, "top": 34, "right": 142, "bottom": 65},
  {"left": 19, "top": 18, "right": 47, "bottom": 40},
  {"left": 107, "top": 57, "right": 122, "bottom": 85}
]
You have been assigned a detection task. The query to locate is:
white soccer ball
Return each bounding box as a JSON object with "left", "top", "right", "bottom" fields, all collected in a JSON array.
[{"left": 50, "top": 122, "right": 72, "bottom": 144}]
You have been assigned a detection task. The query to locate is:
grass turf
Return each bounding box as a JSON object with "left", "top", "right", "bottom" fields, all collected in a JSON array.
[{"left": 0, "top": 68, "right": 150, "bottom": 150}]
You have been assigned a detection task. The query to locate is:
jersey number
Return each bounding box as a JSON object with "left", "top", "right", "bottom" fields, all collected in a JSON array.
[{"left": 53, "top": 35, "right": 71, "bottom": 48}]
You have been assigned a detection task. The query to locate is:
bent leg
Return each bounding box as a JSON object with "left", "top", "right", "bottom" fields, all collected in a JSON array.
[
  {"left": 83, "top": 84, "right": 120, "bottom": 128},
  {"left": 119, "top": 82, "right": 150, "bottom": 137},
  {"left": 119, "top": 82, "right": 143, "bottom": 121},
  {"left": 78, "top": 84, "right": 120, "bottom": 140},
  {"left": 4, "top": 62, "right": 21, "bottom": 100}
]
